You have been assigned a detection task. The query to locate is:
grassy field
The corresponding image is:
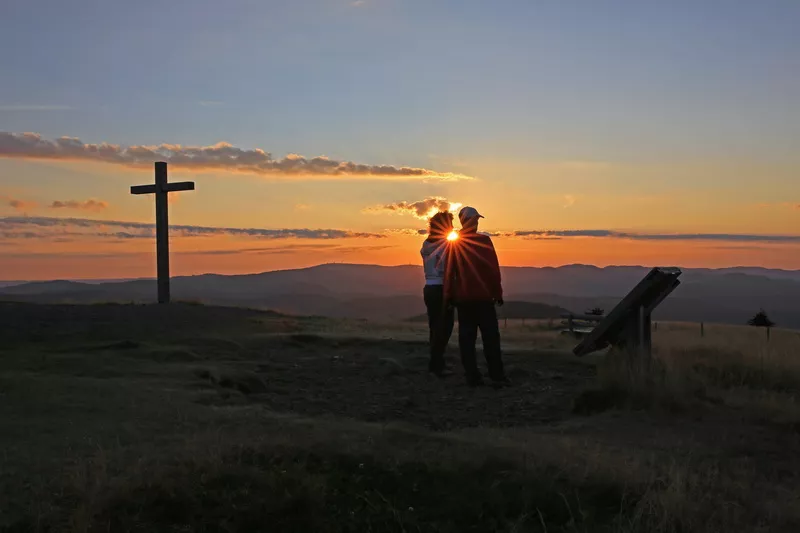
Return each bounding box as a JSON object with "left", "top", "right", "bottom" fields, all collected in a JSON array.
[{"left": 1, "top": 302, "right": 799, "bottom": 532}]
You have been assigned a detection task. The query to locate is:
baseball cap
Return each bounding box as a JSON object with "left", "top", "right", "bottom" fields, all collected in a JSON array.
[{"left": 458, "top": 206, "right": 484, "bottom": 224}]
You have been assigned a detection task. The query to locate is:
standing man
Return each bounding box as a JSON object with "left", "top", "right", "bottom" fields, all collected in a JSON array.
[{"left": 446, "top": 206, "right": 508, "bottom": 387}]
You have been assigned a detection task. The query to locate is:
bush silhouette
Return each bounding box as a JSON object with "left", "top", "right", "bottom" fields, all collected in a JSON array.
[
  {"left": 587, "top": 307, "right": 604, "bottom": 316},
  {"left": 748, "top": 309, "right": 775, "bottom": 328}
]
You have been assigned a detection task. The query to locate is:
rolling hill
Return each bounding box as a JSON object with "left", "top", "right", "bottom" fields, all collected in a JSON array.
[{"left": 2, "top": 263, "right": 799, "bottom": 327}]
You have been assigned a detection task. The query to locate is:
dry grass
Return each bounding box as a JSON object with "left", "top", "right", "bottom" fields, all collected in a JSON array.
[
  {"left": 574, "top": 322, "right": 800, "bottom": 433},
  {"left": 654, "top": 323, "right": 800, "bottom": 391},
  {"left": 2, "top": 303, "right": 800, "bottom": 533}
]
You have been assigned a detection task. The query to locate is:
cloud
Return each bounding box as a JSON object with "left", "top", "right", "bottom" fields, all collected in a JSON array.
[
  {"left": 363, "top": 197, "right": 463, "bottom": 220},
  {"left": 563, "top": 195, "right": 576, "bottom": 208},
  {"left": 7, "top": 215, "right": 796, "bottom": 247},
  {"left": 185, "top": 244, "right": 340, "bottom": 256},
  {"left": 183, "top": 243, "right": 391, "bottom": 256},
  {"left": 0, "top": 216, "right": 386, "bottom": 241},
  {"left": 294, "top": 203, "right": 311, "bottom": 211},
  {"left": 491, "top": 229, "right": 800, "bottom": 243},
  {"left": 1, "top": 243, "right": 394, "bottom": 260},
  {"left": 50, "top": 199, "right": 109, "bottom": 211},
  {"left": 198, "top": 100, "right": 225, "bottom": 107},
  {"left": 0, "top": 105, "right": 73, "bottom": 111},
  {"left": 384, "top": 227, "right": 800, "bottom": 244},
  {"left": 350, "top": 0, "right": 367, "bottom": 6},
  {"left": 0, "top": 195, "right": 37, "bottom": 212},
  {"left": 0, "top": 132, "right": 473, "bottom": 181},
  {"left": 384, "top": 228, "right": 428, "bottom": 236}
]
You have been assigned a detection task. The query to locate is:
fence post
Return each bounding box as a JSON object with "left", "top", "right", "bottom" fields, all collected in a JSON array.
[
  {"left": 700, "top": 322, "right": 705, "bottom": 337},
  {"left": 504, "top": 317, "right": 508, "bottom": 329},
  {"left": 767, "top": 327, "right": 771, "bottom": 341},
  {"left": 654, "top": 322, "right": 658, "bottom": 331}
]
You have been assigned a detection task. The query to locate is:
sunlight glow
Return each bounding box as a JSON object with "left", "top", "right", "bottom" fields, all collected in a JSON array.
[
  {"left": 447, "top": 230, "right": 459, "bottom": 241},
  {"left": 421, "top": 202, "right": 462, "bottom": 221}
]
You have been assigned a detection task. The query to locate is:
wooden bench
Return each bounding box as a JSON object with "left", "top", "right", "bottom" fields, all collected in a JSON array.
[{"left": 560, "top": 313, "right": 604, "bottom": 337}]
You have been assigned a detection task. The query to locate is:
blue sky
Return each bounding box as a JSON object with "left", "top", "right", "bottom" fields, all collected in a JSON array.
[
  {"left": 1, "top": 0, "right": 800, "bottom": 277},
  {"left": 3, "top": 0, "right": 798, "bottom": 161}
]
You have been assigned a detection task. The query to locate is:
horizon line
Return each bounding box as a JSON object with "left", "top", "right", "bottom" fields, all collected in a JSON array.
[{"left": 2, "top": 262, "right": 799, "bottom": 284}]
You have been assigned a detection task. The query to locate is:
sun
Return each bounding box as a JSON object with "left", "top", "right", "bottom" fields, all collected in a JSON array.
[{"left": 447, "top": 230, "right": 459, "bottom": 241}]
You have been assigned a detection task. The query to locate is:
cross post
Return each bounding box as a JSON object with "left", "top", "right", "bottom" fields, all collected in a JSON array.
[{"left": 131, "top": 162, "right": 195, "bottom": 303}]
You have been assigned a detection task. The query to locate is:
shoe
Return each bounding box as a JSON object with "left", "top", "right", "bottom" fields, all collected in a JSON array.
[{"left": 429, "top": 368, "right": 453, "bottom": 378}]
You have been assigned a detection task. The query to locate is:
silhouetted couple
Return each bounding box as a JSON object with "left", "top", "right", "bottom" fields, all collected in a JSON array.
[{"left": 420, "top": 206, "right": 508, "bottom": 387}]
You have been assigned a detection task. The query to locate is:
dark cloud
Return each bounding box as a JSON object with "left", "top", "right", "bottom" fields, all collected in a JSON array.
[
  {"left": 0, "top": 132, "right": 473, "bottom": 181},
  {"left": 0, "top": 216, "right": 386, "bottom": 241},
  {"left": 364, "top": 197, "right": 462, "bottom": 219},
  {"left": 491, "top": 230, "right": 800, "bottom": 243},
  {"left": 180, "top": 244, "right": 341, "bottom": 256},
  {"left": 5, "top": 216, "right": 797, "bottom": 246},
  {"left": 50, "top": 199, "right": 109, "bottom": 211},
  {"left": 385, "top": 228, "right": 429, "bottom": 236},
  {"left": 494, "top": 230, "right": 613, "bottom": 238}
]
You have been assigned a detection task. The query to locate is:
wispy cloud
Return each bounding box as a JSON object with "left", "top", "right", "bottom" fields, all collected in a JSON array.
[
  {"left": 184, "top": 243, "right": 391, "bottom": 256},
  {"left": 385, "top": 227, "right": 800, "bottom": 243},
  {"left": 198, "top": 100, "right": 225, "bottom": 107},
  {"left": 1, "top": 243, "right": 394, "bottom": 260},
  {"left": 0, "top": 132, "right": 473, "bottom": 181},
  {"left": 563, "top": 195, "right": 576, "bottom": 208},
  {"left": 0, "top": 216, "right": 386, "bottom": 241},
  {"left": 0, "top": 105, "right": 73, "bottom": 111},
  {"left": 490, "top": 229, "right": 800, "bottom": 243},
  {"left": 350, "top": 0, "right": 367, "bottom": 7},
  {"left": 363, "top": 197, "right": 462, "bottom": 220},
  {"left": 385, "top": 228, "right": 428, "bottom": 236},
  {"left": 50, "top": 199, "right": 109, "bottom": 211}
]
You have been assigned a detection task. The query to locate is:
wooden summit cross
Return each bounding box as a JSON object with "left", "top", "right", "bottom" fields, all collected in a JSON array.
[{"left": 131, "top": 162, "right": 195, "bottom": 304}]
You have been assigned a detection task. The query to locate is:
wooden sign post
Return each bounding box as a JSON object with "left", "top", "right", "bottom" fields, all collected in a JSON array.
[
  {"left": 572, "top": 267, "right": 682, "bottom": 359},
  {"left": 131, "top": 162, "right": 195, "bottom": 303}
]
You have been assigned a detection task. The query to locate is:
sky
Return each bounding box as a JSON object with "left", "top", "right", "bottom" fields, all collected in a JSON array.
[{"left": 1, "top": 0, "right": 799, "bottom": 279}]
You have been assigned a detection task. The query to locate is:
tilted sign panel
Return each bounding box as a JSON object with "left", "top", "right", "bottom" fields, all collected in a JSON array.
[{"left": 573, "top": 267, "right": 682, "bottom": 357}]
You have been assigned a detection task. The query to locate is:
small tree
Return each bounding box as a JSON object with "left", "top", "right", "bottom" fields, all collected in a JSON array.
[
  {"left": 748, "top": 309, "right": 775, "bottom": 328},
  {"left": 587, "top": 307, "right": 604, "bottom": 316}
]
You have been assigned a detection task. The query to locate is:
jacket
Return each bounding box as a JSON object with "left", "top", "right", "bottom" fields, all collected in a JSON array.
[
  {"left": 445, "top": 231, "right": 503, "bottom": 302},
  {"left": 420, "top": 238, "right": 448, "bottom": 285}
]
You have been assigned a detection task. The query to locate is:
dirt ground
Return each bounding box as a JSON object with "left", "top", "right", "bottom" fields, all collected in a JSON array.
[{"left": 195, "top": 333, "right": 597, "bottom": 431}]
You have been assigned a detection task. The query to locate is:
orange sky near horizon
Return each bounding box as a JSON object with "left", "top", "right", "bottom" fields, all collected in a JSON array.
[
  {"left": 3, "top": 228, "right": 800, "bottom": 281},
  {"left": 2, "top": 150, "right": 800, "bottom": 280}
]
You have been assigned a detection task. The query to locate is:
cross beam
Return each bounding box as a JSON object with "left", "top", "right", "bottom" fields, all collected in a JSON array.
[{"left": 131, "top": 162, "right": 195, "bottom": 303}]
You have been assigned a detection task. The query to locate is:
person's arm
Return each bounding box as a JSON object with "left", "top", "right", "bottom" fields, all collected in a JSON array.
[{"left": 487, "top": 238, "right": 503, "bottom": 304}]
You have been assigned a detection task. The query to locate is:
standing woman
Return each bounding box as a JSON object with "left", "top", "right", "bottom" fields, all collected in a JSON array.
[{"left": 420, "top": 211, "right": 455, "bottom": 377}]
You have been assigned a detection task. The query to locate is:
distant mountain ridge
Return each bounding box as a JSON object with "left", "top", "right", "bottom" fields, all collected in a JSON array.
[{"left": 2, "top": 263, "right": 799, "bottom": 327}]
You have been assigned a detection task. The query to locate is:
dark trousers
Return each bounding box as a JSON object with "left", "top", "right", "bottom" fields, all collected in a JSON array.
[
  {"left": 423, "top": 285, "right": 454, "bottom": 373},
  {"left": 457, "top": 301, "right": 505, "bottom": 381}
]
